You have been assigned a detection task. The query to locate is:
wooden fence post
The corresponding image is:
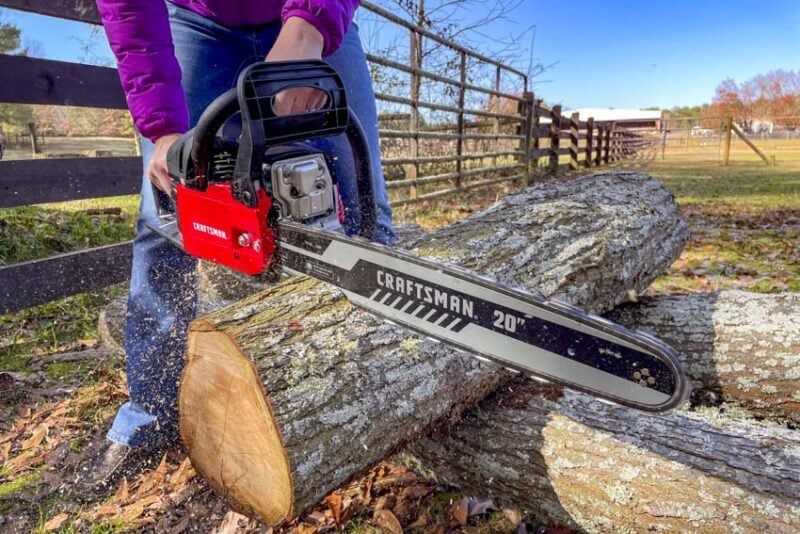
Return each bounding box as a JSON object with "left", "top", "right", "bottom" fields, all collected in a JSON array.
[
  {"left": 407, "top": 29, "right": 421, "bottom": 200},
  {"left": 531, "top": 99, "right": 542, "bottom": 179},
  {"left": 549, "top": 105, "right": 561, "bottom": 173},
  {"left": 722, "top": 116, "right": 733, "bottom": 166},
  {"left": 584, "top": 117, "right": 594, "bottom": 168},
  {"left": 569, "top": 112, "right": 579, "bottom": 170},
  {"left": 27, "top": 122, "right": 40, "bottom": 155},
  {"left": 595, "top": 123, "right": 603, "bottom": 166},
  {"left": 493, "top": 65, "right": 501, "bottom": 168},
  {"left": 517, "top": 91, "right": 534, "bottom": 186},
  {"left": 455, "top": 50, "right": 466, "bottom": 189},
  {"left": 603, "top": 124, "right": 611, "bottom": 164}
]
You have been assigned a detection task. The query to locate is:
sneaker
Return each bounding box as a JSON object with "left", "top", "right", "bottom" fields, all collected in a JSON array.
[{"left": 73, "top": 440, "right": 158, "bottom": 499}]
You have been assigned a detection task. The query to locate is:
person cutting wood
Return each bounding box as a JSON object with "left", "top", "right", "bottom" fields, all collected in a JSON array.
[{"left": 77, "top": 0, "right": 396, "bottom": 492}]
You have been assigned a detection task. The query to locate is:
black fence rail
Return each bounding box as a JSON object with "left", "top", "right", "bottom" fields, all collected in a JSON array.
[{"left": 0, "top": 0, "right": 646, "bottom": 314}]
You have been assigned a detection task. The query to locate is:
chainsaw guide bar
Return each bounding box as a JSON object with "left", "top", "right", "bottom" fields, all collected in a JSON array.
[{"left": 277, "top": 220, "right": 689, "bottom": 412}]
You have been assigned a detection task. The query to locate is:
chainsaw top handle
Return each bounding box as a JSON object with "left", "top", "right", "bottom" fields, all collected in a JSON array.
[{"left": 166, "top": 59, "right": 378, "bottom": 240}]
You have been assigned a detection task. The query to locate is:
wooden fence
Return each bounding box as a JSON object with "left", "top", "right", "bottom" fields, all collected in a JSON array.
[
  {"left": 0, "top": 0, "right": 646, "bottom": 314},
  {"left": 361, "top": 1, "right": 648, "bottom": 205}
]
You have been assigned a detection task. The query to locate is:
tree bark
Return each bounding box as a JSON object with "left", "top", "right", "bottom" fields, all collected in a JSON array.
[
  {"left": 408, "top": 382, "right": 800, "bottom": 533},
  {"left": 609, "top": 290, "right": 800, "bottom": 425},
  {"left": 177, "top": 172, "right": 687, "bottom": 524}
]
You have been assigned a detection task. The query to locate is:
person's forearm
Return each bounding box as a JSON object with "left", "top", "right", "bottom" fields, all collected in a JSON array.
[
  {"left": 265, "top": 17, "right": 324, "bottom": 62},
  {"left": 281, "top": 0, "right": 359, "bottom": 57}
]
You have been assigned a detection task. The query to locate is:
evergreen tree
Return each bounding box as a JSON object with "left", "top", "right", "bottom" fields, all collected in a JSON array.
[{"left": 0, "top": 12, "right": 34, "bottom": 134}]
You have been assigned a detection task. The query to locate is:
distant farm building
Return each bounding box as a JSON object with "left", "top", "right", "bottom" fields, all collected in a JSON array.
[
  {"left": 748, "top": 119, "right": 774, "bottom": 134},
  {"left": 691, "top": 126, "right": 714, "bottom": 137}
]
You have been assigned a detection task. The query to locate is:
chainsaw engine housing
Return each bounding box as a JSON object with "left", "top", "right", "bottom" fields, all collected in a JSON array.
[
  {"left": 176, "top": 150, "right": 342, "bottom": 276},
  {"left": 175, "top": 182, "right": 274, "bottom": 276},
  {"left": 150, "top": 60, "right": 376, "bottom": 276}
]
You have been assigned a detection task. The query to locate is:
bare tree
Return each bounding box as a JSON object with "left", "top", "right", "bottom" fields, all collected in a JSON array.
[
  {"left": 710, "top": 71, "right": 800, "bottom": 130},
  {"left": 358, "top": 0, "right": 552, "bottom": 113}
]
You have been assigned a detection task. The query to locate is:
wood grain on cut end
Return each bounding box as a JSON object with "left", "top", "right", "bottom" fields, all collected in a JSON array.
[{"left": 180, "top": 321, "right": 293, "bottom": 523}]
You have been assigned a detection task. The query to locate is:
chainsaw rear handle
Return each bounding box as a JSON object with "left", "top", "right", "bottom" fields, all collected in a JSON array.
[{"left": 165, "top": 60, "right": 378, "bottom": 240}]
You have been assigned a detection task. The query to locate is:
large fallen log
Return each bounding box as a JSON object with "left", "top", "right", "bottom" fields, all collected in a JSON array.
[
  {"left": 177, "top": 171, "right": 687, "bottom": 524},
  {"left": 409, "top": 383, "right": 800, "bottom": 532},
  {"left": 609, "top": 291, "right": 800, "bottom": 424}
]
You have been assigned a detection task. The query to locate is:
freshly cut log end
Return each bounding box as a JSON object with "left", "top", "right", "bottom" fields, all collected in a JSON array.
[{"left": 180, "top": 320, "right": 292, "bottom": 523}]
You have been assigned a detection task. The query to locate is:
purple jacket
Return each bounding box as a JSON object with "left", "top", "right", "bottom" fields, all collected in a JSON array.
[{"left": 96, "top": 0, "right": 358, "bottom": 141}]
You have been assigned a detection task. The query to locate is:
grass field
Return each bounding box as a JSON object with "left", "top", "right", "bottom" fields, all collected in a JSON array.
[
  {"left": 644, "top": 141, "right": 800, "bottom": 294},
  {"left": 0, "top": 137, "right": 798, "bottom": 532}
]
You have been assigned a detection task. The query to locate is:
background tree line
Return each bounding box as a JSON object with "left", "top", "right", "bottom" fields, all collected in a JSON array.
[
  {"left": 710, "top": 70, "right": 799, "bottom": 130},
  {"left": 668, "top": 70, "right": 800, "bottom": 131}
]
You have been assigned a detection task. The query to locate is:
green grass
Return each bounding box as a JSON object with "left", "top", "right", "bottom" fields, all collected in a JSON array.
[
  {"left": 0, "top": 470, "right": 42, "bottom": 498},
  {"left": 645, "top": 159, "right": 800, "bottom": 207},
  {"left": 642, "top": 148, "right": 800, "bottom": 294},
  {"left": 45, "top": 361, "right": 93, "bottom": 381},
  {"left": 0, "top": 194, "right": 134, "bottom": 375},
  {"left": 0, "top": 196, "right": 139, "bottom": 266},
  {"left": 0, "top": 288, "right": 124, "bottom": 375},
  {"left": 344, "top": 518, "right": 382, "bottom": 534}
]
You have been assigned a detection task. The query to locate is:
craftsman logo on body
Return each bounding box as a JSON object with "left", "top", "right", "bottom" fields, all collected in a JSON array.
[
  {"left": 192, "top": 222, "right": 227, "bottom": 240},
  {"left": 377, "top": 270, "right": 474, "bottom": 318}
]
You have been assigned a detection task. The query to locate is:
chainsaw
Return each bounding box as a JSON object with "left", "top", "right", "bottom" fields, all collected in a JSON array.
[{"left": 148, "top": 60, "right": 689, "bottom": 412}]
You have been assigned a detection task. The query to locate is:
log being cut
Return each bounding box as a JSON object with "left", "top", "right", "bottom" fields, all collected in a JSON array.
[{"left": 177, "top": 172, "right": 687, "bottom": 523}]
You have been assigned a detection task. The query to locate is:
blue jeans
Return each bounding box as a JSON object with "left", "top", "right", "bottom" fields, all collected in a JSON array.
[{"left": 108, "top": 4, "right": 395, "bottom": 448}]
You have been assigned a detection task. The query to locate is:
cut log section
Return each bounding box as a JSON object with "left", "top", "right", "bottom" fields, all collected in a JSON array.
[
  {"left": 409, "top": 382, "right": 800, "bottom": 532},
  {"left": 177, "top": 171, "right": 687, "bottom": 524},
  {"left": 609, "top": 291, "right": 800, "bottom": 424}
]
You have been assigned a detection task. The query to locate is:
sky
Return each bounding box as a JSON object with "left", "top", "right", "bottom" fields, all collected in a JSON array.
[{"left": 2, "top": 0, "right": 798, "bottom": 110}]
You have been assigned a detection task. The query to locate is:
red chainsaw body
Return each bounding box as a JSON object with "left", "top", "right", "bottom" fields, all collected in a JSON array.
[{"left": 176, "top": 182, "right": 275, "bottom": 275}]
